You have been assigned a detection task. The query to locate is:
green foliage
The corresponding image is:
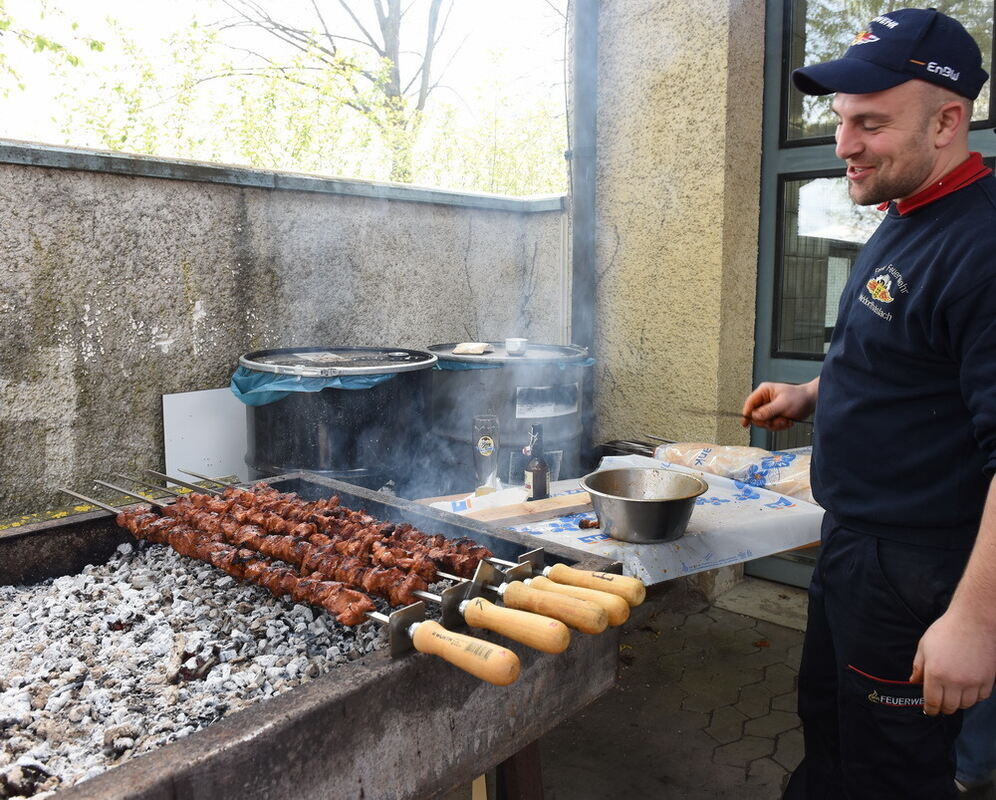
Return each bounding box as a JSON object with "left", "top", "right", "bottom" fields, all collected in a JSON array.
[
  {"left": 0, "top": 0, "right": 103, "bottom": 93},
  {"left": 50, "top": 13, "right": 567, "bottom": 196}
]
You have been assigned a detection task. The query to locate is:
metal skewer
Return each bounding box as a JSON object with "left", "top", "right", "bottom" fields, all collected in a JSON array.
[
  {"left": 409, "top": 583, "right": 570, "bottom": 654},
  {"left": 364, "top": 602, "right": 520, "bottom": 686},
  {"left": 93, "top": 480, "right": 171, "bottom": 508},
  {"left": 112, "top": 474, "right": 185, "bottom": 498},
  {"left": 434, "top": 562, "right": 607, "bottom": 634},
  {"left": 680, "top": 408, "right": 815, "bottom": 427},
  {"left": 441, "top": 566, "right": 630, "bottom": 628},
  {"left": 178, "top": 469, "right": 240, "bottom": 489},
  {"left": 486, "top": 548, "right": 645, "bottom": 608},
  {"left": 58, "top": 488, "right": 121, "bottom": 514},
  {"left": 144, "top": 470, "right": 223, "bottom": 496}
]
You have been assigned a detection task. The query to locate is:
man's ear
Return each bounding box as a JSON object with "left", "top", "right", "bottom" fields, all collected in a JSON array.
[{"left": 934, "top": 101, "right": 967, "bottom": 148}]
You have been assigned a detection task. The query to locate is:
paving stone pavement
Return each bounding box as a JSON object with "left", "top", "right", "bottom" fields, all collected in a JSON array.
[{"left": 540, "top": 581, "right": 803, "bottom": 799}]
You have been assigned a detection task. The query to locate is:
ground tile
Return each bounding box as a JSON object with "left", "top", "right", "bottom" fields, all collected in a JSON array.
[
  {"left": 705, "top": 607, "right": 756, "bottom": 632},
  {"left": 743, "top": 710, "right": 799, "bottom": 739},
  {"left": 683, "top": 626, "right": 768, "bottom": 658},
  {"left": 678, "top": 670, "right": 744, "bottom": 706},
  {"left": 712, "top": 735, "right": 776, "bottom": 768},
  {"left": 773, "top": 727, "right": 804, "bottom": 772},
  {"left": 746, "top": 755, "right": 789, "bottom": 789},
  {"left": 704, "top": 705, "right": 748, "bottom": 744},
  {"left": 771, "top": 689, "right": 797, "bottom": 713},
  {"left": 735, "top": 681, "right": 775, "bottom": 719},
  {"left": 760, "top": 661, "right": 798, "bottom": 695},
  {"left": 678, "top": 611, "right": 717, "bottom": 637},
  {"left": 682, "top": 690, "right": 735, "bottom": 715},
  {"left": 753, "top": 619, "right": 805, "bottom": 650}
]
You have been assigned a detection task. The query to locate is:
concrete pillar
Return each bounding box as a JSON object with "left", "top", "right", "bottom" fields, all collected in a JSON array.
[{"left": 591, "top": 0, "right": 765, "bottom": 447}]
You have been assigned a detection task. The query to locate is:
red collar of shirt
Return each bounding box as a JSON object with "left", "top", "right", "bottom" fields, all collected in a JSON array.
[{"left": 877, "top": 152, "right": 992, "bottom": 216}]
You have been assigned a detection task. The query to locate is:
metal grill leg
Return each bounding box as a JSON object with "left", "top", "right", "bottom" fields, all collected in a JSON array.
[{"left": 495, "top": 740, "right": 543, "bottom": 800}]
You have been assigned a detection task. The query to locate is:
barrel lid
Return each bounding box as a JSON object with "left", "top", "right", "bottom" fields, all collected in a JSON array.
[
  {"left": 428, "top": 342, "right": 588, "bottom": 365},
  {"left": 240, "top": 346, "right": 437, "bottom": 377}
]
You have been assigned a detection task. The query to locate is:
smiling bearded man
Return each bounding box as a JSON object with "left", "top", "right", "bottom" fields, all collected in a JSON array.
[{"left": 740, "top": 8, "right": 996, "bottom": 800}]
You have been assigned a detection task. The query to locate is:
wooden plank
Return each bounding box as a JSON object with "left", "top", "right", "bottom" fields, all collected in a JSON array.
[{"left": 461, "top": 493, "right": 592, "bottom": 525}]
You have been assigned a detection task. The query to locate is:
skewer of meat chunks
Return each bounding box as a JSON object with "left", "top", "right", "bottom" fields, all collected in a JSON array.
[
  {"left": 224, "top": 485, "right": 493, "bottom": 576},
  {"left": 172, "top": 484, "right": 492, "bottom": 578},
  {"left": 159, "top": 502, "right": 431, "bottom": 607},
  {"left": 101, "top": 480, "right": 485, "bottom": 611},
  {"left": 168, "top": 496, "right": 438, "bottom": 580},
  {"left": 115, "top": 506, "right": 376, "bottom": 625}
]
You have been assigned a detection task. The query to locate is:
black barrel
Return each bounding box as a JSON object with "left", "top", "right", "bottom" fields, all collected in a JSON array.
[
  {"left": 426, "top": 342, "right": 591, "bottom": 494},
  {"left": 240, "top": 346, "right": 436, "bottom": 492}
]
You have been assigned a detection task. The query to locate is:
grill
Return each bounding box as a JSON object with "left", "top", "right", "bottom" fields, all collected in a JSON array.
[{"left": 1, "top": 472, "right": 620, "bottom": 800}]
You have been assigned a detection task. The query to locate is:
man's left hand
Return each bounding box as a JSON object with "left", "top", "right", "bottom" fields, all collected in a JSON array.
[{"left": 910, "top": 608, "right": 996, "bottom": 715}]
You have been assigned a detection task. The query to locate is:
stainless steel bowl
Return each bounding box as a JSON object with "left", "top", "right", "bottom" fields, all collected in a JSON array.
[{"left": 580, "top": 467, "right": 708, "bottom": 544}]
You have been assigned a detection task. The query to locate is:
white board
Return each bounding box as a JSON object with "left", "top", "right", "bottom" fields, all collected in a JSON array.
[{"left": 163, "top": 387, "right": 249, "bottom": 482}]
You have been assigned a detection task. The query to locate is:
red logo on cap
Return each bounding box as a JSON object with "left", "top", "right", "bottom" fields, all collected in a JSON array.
[{"left": 851, "top": 31, "right": 880, "bottom": 45}]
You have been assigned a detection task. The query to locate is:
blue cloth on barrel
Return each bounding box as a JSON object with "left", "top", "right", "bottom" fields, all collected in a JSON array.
[{"left": 229, "top": 366, "right": 398, "bottom": 406}]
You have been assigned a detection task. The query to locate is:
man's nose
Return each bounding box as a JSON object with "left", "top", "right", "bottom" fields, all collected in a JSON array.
[{"left": 835, "top": 123, "right": 863, "bottom": 161}]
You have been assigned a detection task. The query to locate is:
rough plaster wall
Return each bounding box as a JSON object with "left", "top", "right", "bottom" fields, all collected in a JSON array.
[
  {"left": 592, "top": 0, "right": 763, "bottom": 445},
  {"left": 0, "top": 165, "right": 564, "bottom": 516}
]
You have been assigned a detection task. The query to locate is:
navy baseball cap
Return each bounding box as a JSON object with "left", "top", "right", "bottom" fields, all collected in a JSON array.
[{"left": 793, "top": 8, "right": 988, "bottom": 100}]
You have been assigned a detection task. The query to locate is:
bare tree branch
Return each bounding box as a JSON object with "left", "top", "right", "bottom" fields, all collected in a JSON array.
[
  {"left": 210, "top": 0, "right": 452, "bottom": 182},
  {"left": 541, "top": 0, "right": 568, "bottom": 21},
  {"left": 309, "top": 0, "right": 338, "bottom": 54},
  {"left": 415, "top": 0, "right": 443, "bottom": 110},
  {"left": 338, "top": 0, "right": 384, "bottom": 55}
]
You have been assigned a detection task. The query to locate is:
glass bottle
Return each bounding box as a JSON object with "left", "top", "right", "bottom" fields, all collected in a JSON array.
[
  {"left": 523, "top": 424, "right": 550, "bottom": 501},
  {"left": 473, "top": 414, "right": 500, "bottom": 493}
]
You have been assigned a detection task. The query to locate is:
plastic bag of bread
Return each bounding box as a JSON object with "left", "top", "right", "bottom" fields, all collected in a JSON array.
[{"left": 654, "top": 442, "right": 816, "bottom": 505}]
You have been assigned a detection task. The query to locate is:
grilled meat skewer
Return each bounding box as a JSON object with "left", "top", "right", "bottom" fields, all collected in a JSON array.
[
  {"left": 159, "top": 503, "right": 430, "bottom": 607},
  {"left": 116, "top": 508, "right": 375, "bottom": 625},
  {"left": 172, "top": 485, "right": 492, "bottom": 578}
]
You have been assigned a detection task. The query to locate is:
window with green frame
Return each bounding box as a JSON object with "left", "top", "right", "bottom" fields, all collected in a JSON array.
[
  {"left": 783, "top": 1, "right": 994, "bottom": 142},
  {"left": 757, "top": 0, "right": 996, "bottom": 452}
]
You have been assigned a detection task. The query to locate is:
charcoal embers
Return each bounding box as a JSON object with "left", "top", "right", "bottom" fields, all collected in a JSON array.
[{"left": 0, "top": 542, "right": 393, "bottom": 797}]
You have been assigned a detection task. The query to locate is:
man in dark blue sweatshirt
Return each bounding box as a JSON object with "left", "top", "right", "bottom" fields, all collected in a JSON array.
[{"left": 741, "top": 8, "right": 995, "bottom": 799}]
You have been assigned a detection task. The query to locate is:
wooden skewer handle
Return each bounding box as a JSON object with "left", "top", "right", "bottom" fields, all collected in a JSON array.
[
  {"left": 462, "top": 597, "right": 570, "bottom": 654},
  {"left": 545, "top": 564, "right": 647, "bottom": 607},
  {"left": 411, "top": 620, "right": 521, "bottom": 686},
  {"left": 501, "top": 581, "right": 608, "bottom": 634},
  {"left": 527, "top": 575, "right": 630, "bottom": 627}
]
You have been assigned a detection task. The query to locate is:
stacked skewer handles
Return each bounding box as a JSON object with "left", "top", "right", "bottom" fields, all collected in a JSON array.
[{"left": 58, "top": 475, "right": 648, "bottom": 688}]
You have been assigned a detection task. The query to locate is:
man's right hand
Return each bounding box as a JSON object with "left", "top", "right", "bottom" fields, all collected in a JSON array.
[{"left": 740, "top": 378, "right": 819, "bottom": 431}]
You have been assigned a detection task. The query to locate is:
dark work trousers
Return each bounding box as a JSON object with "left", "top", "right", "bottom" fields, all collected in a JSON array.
[{"left": 784, "top": 514, "right": 970, "bottom": 800}]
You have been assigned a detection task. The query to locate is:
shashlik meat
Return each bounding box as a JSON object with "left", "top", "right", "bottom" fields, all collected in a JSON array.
[
  {"left": 115, "top": 508, "right": 374, "bottom": 625},
  {"left": 175, "top": 486, "right": 487, "bottom": 578},
  {"left": 161, "top": 505, "right": 431, "bottom": 607},
  {"left": 219, "top": 486, "right": 491, "bottom": 578},
  {"left": 168, "top": 495, "right": 439, "bottom": 581}
]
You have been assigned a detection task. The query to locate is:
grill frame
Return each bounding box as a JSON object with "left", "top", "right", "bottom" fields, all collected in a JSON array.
[{"left": 2, "top": 472, "right": 619, "bottom": 800}]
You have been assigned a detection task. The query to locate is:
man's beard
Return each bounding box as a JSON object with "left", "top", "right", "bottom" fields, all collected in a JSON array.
[
  {"left": 848, "top": 169, "right": 932, "bottom": 206},
  {"left": 847, "top": 132, "right": 935, "bottom": 207}
]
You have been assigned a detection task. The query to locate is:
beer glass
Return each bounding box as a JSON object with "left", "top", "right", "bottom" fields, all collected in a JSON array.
[{"left": 472, "top": 415, "right": 500, "bottom": 490}]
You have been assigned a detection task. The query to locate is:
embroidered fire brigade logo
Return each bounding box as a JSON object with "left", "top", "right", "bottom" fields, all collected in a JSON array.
[
  {"left": 865, "top": 275, "right": 894, "bottom": 303},
  {"left": 868, "top": 690, "right": 924, "bottom": 707},
  {"left": 851, "top": 31, "right": 880, "bottom": 45}
]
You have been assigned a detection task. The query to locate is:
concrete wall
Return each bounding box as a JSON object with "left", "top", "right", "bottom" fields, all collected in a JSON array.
[
  {"left": 591, "top": 0, "right": 764, "bottom": 446},
  {"left": 0, "top": 147, "right": 566, "bottom": 517}
]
